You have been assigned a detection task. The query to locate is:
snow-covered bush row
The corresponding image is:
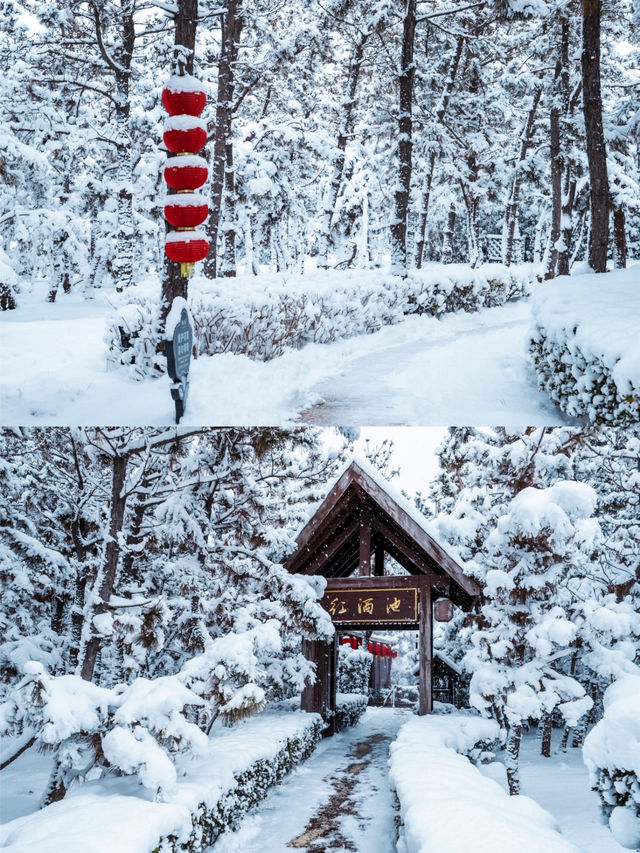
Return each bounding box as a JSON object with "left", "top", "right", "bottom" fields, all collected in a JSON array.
[
  {"left": 0, "top": 711, "right": 323, "bottom": 853},
  {"left": 529, "top": 267, "right": 640, "bottom": 424},
  {"left": 583, "top": 676, "right": 640, "bottom": 850},
  {"left": 106, "top": 264, "right": 536, "bottom": 377},
  {"left": 389, "top": 714, "right": 580, "bottom": 853},
  {"left": 334, "top": 692, "right": 368, "bottom": 731},
  {"left": 337, "top": 646, "right": 373, "bottom": 695}
]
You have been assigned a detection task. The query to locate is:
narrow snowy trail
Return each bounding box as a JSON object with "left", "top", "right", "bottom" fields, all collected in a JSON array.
[
  {"left": 208, "top": 708, "right": 409, "bottom": 853},
  {"left": 302, "top": 301, "right": 570, "bottom": 425},
  {"left": 0, "top": 295, "right": 570, "bottom": 425}
]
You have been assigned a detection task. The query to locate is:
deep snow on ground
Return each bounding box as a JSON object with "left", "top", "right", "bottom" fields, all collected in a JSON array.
[
  {"left": 208, "top": 707, "right": 408, "bottom": 853},
  {"left": 0, "top": 293, "right": 569, "bottom": 426},
  {"left": 519, "top": 730, "right": 626, "bottom": 853},
  {"left": 0, "top": 737, "right": 52, "bottom": 823},
  {"left": 0, "top": 717, "right": 627, "bottom": 852}
]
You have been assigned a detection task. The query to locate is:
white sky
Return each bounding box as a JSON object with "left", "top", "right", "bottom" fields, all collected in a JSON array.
[{"left": 354, "top": 427, "right": 447, "bottom": 503}]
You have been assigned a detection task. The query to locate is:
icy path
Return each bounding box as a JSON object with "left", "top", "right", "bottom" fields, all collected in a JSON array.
[
  {"left": 519, "top": 731, "right": 625, "bottom": 853},
  {"left": 208, "top": 707, "right": 408, "bottom": 853},
  {"left": 0, "top": 295, "right": 569, "bottom": 425}
]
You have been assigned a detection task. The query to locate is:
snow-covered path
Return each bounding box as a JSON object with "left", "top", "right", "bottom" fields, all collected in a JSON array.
[
  {"left": 301, "top": 301, "right": 569, "bottom": 425},
  {"left": 519, "top": 732, "right": 626, "bottom": 853},
  {"left": 0, "top": 295, "right": 569, "bottom": 425},
  {"left": 208, "top": 707, "right": 408, "bottom": 853}
]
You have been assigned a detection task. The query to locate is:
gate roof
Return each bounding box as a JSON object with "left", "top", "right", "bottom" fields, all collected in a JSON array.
[{"left": 284, "top": 459, "right": 480, "bottom": 610}]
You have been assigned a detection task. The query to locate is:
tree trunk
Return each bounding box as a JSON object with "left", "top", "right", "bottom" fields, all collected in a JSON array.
[
  {"left": 111, "top": 5, "right": 135, "bottom": 293},
  {"left": 317, "top": 34, "right": 367, "bottom": 270},
  {"left": 161, "top": 0, "right": 199, "bottom": 331},
  {"left": 204, "top": 0, "right": 242, "bottom": 279},
  {"left": 581, "top": 0, "right": 609, "bottom": 272},
  {"left": 541, "top": 711, "right": 553, "bottom": 757},
  {"left": 390, "top": 0, "right": 417, "bottom": 275},
  {"left": 545, "top": 22, "right": 567, "bottom": 280},
  {"left": 441, "top": 203, "right": 456, "bottom": 264},
  {"left": 505, "top": 86, "right": 542, "bottom": 267},
  {"left": 221, "top": 136, "right": 237, "bottom": 276},
  {"left": 79, "top": 454, "right": 129, "bottom": 683},
  {"left": 414, "top": 35, "right": 465, "bottom": 269},
  {"left": 613, "top": 207, "right": 627, "bottom": 268},
  {"left": 505, "top": 723, "right": 522, "bottom": 795}
]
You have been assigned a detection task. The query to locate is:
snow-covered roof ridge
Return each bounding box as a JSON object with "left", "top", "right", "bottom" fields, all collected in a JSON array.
[{"left": 291, "top": 454, "right": 479, "bottom": 599}]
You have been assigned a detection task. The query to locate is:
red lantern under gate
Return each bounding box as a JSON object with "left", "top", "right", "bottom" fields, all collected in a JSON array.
[
  {"left": 367, "top": 641, "right": 373, "bottom": 654},
  {"left": 374, "top": 642, "right": 381, "bottom": 656},
  {"left": 350, "top": 637, "right": 358, "bottom": 650},
  {"left": 164, "top": 155, "right": 208, "bottom": 191},
  {"left": 162, "top": 74, "right": 207, "bottom": 117},
  {"left": 165, "top": 231, "right": 209, "bottom": 265},
  {"left": 163, "top": 116, "right": 207, "bottom": 154},
  {"left": 340, "top": 636, "right": 351, "bottom": 646},
  {"left": 164, "top": 193, "right": 208, "bottom": 228}
]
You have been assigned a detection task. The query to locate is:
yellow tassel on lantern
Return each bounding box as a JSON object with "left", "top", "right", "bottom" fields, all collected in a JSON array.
[{"left": 180, "top": 262, "right": 195, "bottom": 278}]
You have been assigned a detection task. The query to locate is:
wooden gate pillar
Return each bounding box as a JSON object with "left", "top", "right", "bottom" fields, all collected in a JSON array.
[
  {"left": 418, "top": 579, "right": 433, "bottom": 715},
  {"left": 301, "top": 637, "right": 338, "bottom": 735}
]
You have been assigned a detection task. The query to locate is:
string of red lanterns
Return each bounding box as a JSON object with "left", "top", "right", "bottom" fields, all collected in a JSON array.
[
  {"left": 161, "top": 74, "right": 210, "bottom": 278},
  {"left": 339, "top": 635, "right": 397, "bottom": 658}
]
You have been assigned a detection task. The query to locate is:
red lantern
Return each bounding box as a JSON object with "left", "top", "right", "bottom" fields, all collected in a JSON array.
[
  {"left": 435, "top": 598, "right": 455, "bottom": 622},
  {"left": 164, "top": 156, "right": 208, "bottom": 191},
  {"left": 164, "top": 193, "right": 208, "bottom": 228},
  {"left": 374, "top": 642, "right": 381, "bottom": 656},
  {"left": 162, "top": 74, "right": 207, "bottom": 117},
  {"left": 350, "top": 637, "right": 358, "bottom": 650},
  {"left": 165, "top": 231, "right": 209, "bottom": 264},
  {"left": 163, "top": 116, "right": 207, "bottom": 154},
  {"left": 392, "top": 650, "right": 398, "bottom": 659},
  {"left": 340, "top": 636, "right": 351, "bottom": 646},
  {"left": 367, "top": 641, "right": 373, "bottom": 654}
]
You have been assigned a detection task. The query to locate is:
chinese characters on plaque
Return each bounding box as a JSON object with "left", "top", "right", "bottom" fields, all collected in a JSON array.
[{"left": 320, "top": 587, "right": 418, "bottom": 623}]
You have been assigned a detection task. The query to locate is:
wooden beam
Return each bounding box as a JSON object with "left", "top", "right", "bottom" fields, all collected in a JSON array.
[
  {"left": 350, "top": 464, "right": 480, "bottom": 599},
  {"left": 374, "top": 543, "right": 385, "bottom": 576},
  {"left": 418, "top": 578, "right": 433, "bottom": 715},
  {"left": 296, "top": 518, "right": 360, "bottom": 576},
  {"left": 359, "top": 507, "right": 372, "bottom": 576}
]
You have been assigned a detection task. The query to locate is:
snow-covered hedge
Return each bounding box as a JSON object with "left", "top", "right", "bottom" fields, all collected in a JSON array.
[
  {"left": 334, "top": 692, "right": 368, "bottom": 731},
  {"left": 530, "top": 267, "right": 640, "bottom": 425},
  {"left": 0, "top": 711, "right": 323, "bottom": 853},
  {"left": 107, "top": 264, "right": 537, "bottom": 377},
  {"left": 337, "top": 646, "right": 373, "bottom": 695},
  {"left": 583, "top": 676, "right": 640, "bottom": 850},
  {"left": 389, "top": 714, "right": 580, "bottom": 853}
]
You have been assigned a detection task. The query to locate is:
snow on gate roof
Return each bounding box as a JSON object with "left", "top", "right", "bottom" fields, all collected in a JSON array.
[{"left": 284, "top": 457, "right": 480, "bottom": 611}]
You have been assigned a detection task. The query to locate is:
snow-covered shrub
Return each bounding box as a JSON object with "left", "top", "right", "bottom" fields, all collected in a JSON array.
[
  {"left": 337, "top": 646, "right": 372, "bottom": 695},
  {"left": 0, "top": 711, "right": 323, "bottom": 853},
  {"left": 529, "top": 269, "right": 640, "bottom": 425},
  {"left": 389, "top": 714, "right": 579, "bottom": 853},
  {"left": 334, "top": 692, "right": 368, "bottom": 731},
  {"left": 106, "top": 264, "right": 536, "bottom": 378},
  {"left": 583, "top": 676, "right": 640, "bottom": 850},
  {"left": 105, "top": 281, "right": 164, "bottom": 378},
  {"left": 0, "top": 623, "right": 288, "bottom": 800},
  {"left": 156, "top": 714, "right": 323, "bottom": 852}
]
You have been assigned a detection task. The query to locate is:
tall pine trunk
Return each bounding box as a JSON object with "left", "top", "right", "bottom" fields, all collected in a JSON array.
[
  {"left": 581, "top": 0, "right": 609, "bottom": 272},
  {"left": 505, "top": 723, "right": 522, "bottom": 795},
  {"left": 161, "top": 0, "right": 199, "bottom": 329},
  {"left": 317, "top": 34, "right": 367, "bottom": 270},
  {"left": 613, "top": 207, "right": 627, "bottom": 268},
  {"left": 414, "top": 35, "right": 465, "bottom": 268},
  {"left": 204, "top": 0, "right": 242, "bottom": 278},
  {"left": 390, "top": 0, "right": 417, "bottom": 275}
]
